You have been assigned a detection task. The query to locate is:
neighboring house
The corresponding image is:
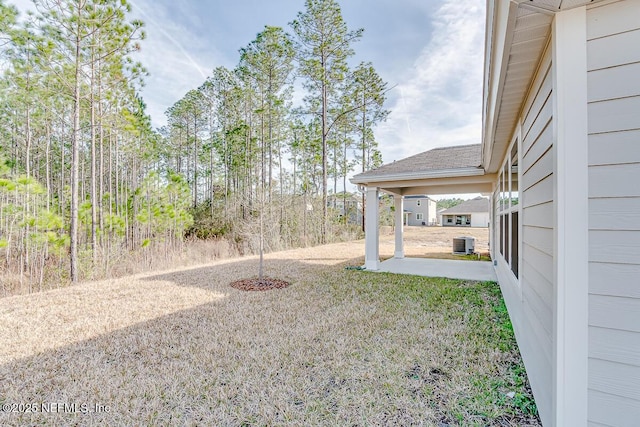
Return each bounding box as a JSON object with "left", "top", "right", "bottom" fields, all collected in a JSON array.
[
  {"left": 439, "top": 196, "right": 489, "bottom": 227},
  {"left": 351, "top": 1, "right": 640, "bottom": 425},
  {"left": 328, "top": 193, "right": 362, "bottom": 225},
  {"left": 403, "top": 195, "right": 437, "bottom": 226}
]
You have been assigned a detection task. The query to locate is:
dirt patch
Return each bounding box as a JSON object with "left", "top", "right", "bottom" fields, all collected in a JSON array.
[
  {"left": 229, "top": 277, "right": 291, "bottom": 291},
  {"left": 379, "top": 225, "right": 490, "bottom": 258}
]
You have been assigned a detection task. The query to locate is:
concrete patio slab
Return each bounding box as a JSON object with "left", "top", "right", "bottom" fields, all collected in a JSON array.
[{"left": 376, "top": 257, "right": 497, "bottom": 282}]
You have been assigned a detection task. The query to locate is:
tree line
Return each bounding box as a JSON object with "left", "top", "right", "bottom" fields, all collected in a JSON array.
[{"left": 0, "top": 0, "right": 389, "bottom": 294}]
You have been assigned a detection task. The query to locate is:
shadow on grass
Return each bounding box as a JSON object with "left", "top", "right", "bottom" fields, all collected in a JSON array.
[
  {"left": 138, "top": 254, "right": 365, "bottom": 291},
  {"left": 0, "top": 256, "right": 361, "bottom": 425},
  {"left": 0, "top": 254, "right": 539, "bottom": 426}
]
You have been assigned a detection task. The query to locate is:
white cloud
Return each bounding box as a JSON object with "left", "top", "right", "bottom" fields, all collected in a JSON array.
[
  {"left": 375, "top": 0, "right": 485, "bottom": 163},
  {"left": 129, "top": 0, "right": 221, "bottom": 128}
]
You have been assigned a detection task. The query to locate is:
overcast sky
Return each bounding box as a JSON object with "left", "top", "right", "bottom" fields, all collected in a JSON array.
[{"left": 13, "top": 0, "right": 485, "bottom": 170}]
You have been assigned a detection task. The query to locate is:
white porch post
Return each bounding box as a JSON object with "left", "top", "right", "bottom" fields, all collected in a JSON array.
[
  {"left": 394, "top": 195, "right": 404, "bottom": 259},
  {"left": 552, "top": 7, "right": 588, "bottom": 426},
  {"left": 364, "top": 186, "right": 380, "bottom": 270}
]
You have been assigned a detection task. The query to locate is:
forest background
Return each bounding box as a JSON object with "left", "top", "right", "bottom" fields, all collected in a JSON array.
[{"left": 0, "top": 0, "right": 463, "bottom": 295}]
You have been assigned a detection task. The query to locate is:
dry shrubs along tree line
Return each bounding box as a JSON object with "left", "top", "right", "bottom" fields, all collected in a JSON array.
[{"left": 0, "top": 0, "right": 388, "bottom": 295}]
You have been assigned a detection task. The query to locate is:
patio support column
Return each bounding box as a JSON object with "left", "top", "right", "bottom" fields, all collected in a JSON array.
[
  {"left": 394, "top": 195, "right": 404, "bottom": 259},
  {"left": 364, "top": 186, "right": 379, "bottom": 270}
]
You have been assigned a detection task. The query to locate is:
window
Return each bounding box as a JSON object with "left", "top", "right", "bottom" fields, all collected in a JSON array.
[
  {"left": 496, "top": 136, "right": 520, "bottom": 278},
  {"left": 416, "top": 213, "right": 424, "bottom": 220},
  {"left": 510, "top": 143, "right": 519, "bottom": 277}
]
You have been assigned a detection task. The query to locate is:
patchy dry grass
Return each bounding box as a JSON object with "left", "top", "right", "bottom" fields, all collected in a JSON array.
[{"left": 0, "top": 233, "right": 539, "bottom": 426}]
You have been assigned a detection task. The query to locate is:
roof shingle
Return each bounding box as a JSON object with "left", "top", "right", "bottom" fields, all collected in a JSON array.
[
  {"left": 352, "top": 144, "right": 482, "bottom": 181},
  {"left": 440, "top": 196, "right": 489, "bottom": 214}
]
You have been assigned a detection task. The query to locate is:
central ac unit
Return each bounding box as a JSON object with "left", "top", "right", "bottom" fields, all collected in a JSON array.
[{"left": 453, "top": 237, "right": 475, "bottom": 255}]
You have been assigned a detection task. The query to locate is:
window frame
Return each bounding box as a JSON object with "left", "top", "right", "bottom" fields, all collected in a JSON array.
[{"left": 496, "top": 129, "right": 522, "bottom": 283}]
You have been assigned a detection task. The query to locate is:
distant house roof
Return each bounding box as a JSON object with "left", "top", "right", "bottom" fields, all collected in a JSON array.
[
  {"left": 440, "top": 196, "right": 489, "bottom": 214},
  {"left": 351, "top": 144, "right": 482, "bottom": 183}
]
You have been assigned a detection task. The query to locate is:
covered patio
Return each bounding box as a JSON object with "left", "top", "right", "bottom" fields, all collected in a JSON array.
[
  {"left": 378, "top": 257, "right": 497, "bottom": 282},
  {"left": 350, "top": 144, "right": 496, "bottom": 280}
]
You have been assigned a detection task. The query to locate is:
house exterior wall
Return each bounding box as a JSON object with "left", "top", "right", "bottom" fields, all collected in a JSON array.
[
  {"left": 332, "top": 199, "right": 363, "bottom": 226},
  {"left": 494, "top": 41, "right": 555, "bottom": 425},
  {"left": 427, "top": 199, "right": 437, "bottom": 224},
  {"left": 404, "top": 197, "right": 436, "bottom": 226},
  {"left": 470, "top": 212, "right": 490, "bottom": 228},
  {"left": 495, "top": 3, "right": 640, "bottom": 424},
  {"left": 441, "top": 214, "right": 470, "bottom": 227},
  {"left": 441, "top": 212, "right": 489, "bottom": 227},
  {"left": 586, "top": 1, "right": 640, "bottom": 424}
]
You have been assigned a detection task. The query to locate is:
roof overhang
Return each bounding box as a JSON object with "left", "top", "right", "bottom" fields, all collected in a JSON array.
[
  {"left": 482, "top": 0, "right": 604, "bottom": 173},
  {"left": 350, "top": 167, "right": 497, "bottom": 196},
  {"left": 350, "top": 166, "right": 486, "bottom": 184},
  {"left": 351, "top": 0, "right": 604, "bottom": 195}
]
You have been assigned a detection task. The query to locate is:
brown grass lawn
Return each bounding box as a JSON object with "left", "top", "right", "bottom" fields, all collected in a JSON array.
[{"left": 0, "top": 227, "right": 540, "bottom": 426}]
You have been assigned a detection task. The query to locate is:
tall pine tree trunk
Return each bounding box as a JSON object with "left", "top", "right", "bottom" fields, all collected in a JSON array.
[
  {"left": 70, "top": 13, "right": 82, "bottom": 283},
  {"left": 90, "top": 44, "right": 98, "bottom": 267},
  {"left": 321, "top": 71, "right": 328, "bottom": 244}
]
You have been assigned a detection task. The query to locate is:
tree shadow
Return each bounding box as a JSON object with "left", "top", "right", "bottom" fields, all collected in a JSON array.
[
  {"left": 0, "top": 252, "right": 539, "bottom": 426},
  {"left": 139, "top": 253, "right": 365, "bottom": 292},
  {"left": 0, "top": 255, "right": 371, "bottom": 426}
]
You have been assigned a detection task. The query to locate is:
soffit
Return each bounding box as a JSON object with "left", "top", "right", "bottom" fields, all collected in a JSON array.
[
  {"left": 485, "top": 0, "right": 606, "bottom": 173},
  {"left": 522, "top": 0, "right": 600, "bottom": 12},
  {"left": 486, "top": 7, "right": 552, "bottom": 172}
]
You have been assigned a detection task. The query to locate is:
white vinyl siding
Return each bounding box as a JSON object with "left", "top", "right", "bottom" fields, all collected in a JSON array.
[
  {"left": 470, "top": 212, "right": 490, "bottom": 228},
  {"left": 587, "top": 1, "right": 640, "bottom": 425},
  {"left": 497, "top": 43, "right": 555, "bottom": 425}
]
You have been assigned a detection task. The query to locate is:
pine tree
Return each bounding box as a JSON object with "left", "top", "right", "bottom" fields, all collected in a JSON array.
[
  {"left": 291, "top": 0, "right": 363, "bottom": 242},
  {"left": 35, "top": 0, "right": 143, "bottom": 282},
  {"left": 351, "top": 61, "right": 389, "bottom": 229},
  {"left": 239, "top": 26, "right": 295, "bottom": 277}
]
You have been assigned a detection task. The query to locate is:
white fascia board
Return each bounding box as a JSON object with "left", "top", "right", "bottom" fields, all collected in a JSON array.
[
  {"left": 350, "top": 167, "right": 486, "bottom": 185},
  {"left": 482, "top": 0, "right": 498, "bottom": 166},
  {"left": 482, "top": 0, "right": 519, "bottom": 171}
]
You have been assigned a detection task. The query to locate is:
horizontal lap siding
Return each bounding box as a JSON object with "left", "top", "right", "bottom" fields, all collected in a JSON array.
[
  {"left": 589, "top": 327, "right": 640, "bottom": 367},
  {"left": 589, "top": 262, "right": 640, "bottom": 298},
  {"left": 589, "top": 130, "right": 640, "bottom": 167},
  {"left": 500, "top": 43, "right": 554, "bottom": 424},
  {"left": 587, "top": 1, "right": 640, "bottom": 424},
  {"left": 588, "top": 390, "right": 640, "bottom": 427}
]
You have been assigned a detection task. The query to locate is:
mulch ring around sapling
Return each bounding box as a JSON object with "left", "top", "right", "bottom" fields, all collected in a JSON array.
[{"left": 229, "top": 277, "right": 291, "bottom": 291}]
